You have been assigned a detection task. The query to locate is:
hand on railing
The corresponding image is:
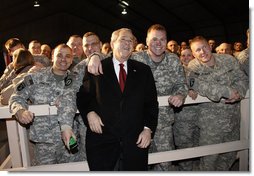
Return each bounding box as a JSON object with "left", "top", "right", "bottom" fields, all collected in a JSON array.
[
  {"left": 168, "top": 94, "right": 185, "bottom": 107},
  {"left": 16, "top": 109, "right": 34, "bottom": 124}
]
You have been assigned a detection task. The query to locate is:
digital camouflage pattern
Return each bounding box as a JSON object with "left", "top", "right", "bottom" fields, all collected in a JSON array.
[
  {"left": 187, "top": 53, "right": 248, "bottom": 170},
  {"left": 236, "top": 48, "right": 249, "bottom": 77},
  {"left": 9, "top": 67, "right": 79, "bottom": 165},
  {"left": 0, "top": 63, "right": 16, "bottom": 91},
  {"left": 174, "top": 104, "right": 200, "bottom": 171},
  {"left": 132, "top": 51, "right": 188, "bottom": 171},
  {"left": 173, "top": 64, "right": 200, "bottom": 171}
]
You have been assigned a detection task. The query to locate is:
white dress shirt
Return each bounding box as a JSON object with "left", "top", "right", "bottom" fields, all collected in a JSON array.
[{"left": 113, "top": 57, "right": 127, "bottom": 81}]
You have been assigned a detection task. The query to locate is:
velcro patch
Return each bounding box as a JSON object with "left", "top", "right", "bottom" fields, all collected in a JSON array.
[
  {"left": 64, "top": 77, "right": 73, "bottom": 87},
  {"left": 17, "top": 75, "right": 34, "bottom": 91},
  {"left": 17, "top": 82, "right": 26, "bottom": 91},
  {"left": 189, "top": 78, "right": 195, "bottom": 88}
]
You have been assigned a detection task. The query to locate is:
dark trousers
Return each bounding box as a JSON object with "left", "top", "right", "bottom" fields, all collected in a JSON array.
[{"left": 86, "top": 131, "right": 148, "bottom": 171}]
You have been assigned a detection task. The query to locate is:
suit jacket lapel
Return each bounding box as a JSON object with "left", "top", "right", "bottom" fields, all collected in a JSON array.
[
  {"left": 103, "top": 58, "right": 122, "bottom": 95},
  {"left": 124, "top": 59, "right": 137, "bottom": 95}
]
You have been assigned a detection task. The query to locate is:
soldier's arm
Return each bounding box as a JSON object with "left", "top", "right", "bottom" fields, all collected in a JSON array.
[
  {"left": 172, "top": 58, "right": 189, "bottom": 97},
  {"left": 0, "top": 64, "right": 14, "bottom": 87},
  {"left": 87, "top": 52, "right": 104, "bottom": 75},
  {"left": 57, "top": 83, "right": 78, "bottom": 129},
  {"left": 229, "top": 57, "right": 249, "bottom": 98},
  {"left": 188, "top": 73, "right": 233, "bottom": 102},
  {"left": 191, "top": 57, "right": 249, "bottom": 101},
  {"left": 9, "top": 75, "right": 34, "bottom": 123},
  {"left": 0, "top": 66, "right": 16, "bottom": 91}
]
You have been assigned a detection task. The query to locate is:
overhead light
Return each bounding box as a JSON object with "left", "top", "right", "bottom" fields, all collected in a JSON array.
[
  {"left": 34, "top": 0, "right": 40, "bottom": 7},
  {"left": 122, "top": 8, "right": 127, "bottom": 15},
  {"left": 119, "top": 0, "right": 129, "bottom": 7},
  {"left": 121, "top": 0, "right": 129, "bottom": 6}
]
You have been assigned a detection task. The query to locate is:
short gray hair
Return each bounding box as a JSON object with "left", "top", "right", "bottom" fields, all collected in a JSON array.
[
  {"left": 111, "top": 28, "right": 134, "bottom": 44},
  {"left": 33, "top": 54, "right": 51, "bottom": 67}
]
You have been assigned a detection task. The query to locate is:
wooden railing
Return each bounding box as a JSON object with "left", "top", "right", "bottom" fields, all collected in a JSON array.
[{"left": 0, "top": 91, "right": 249, "bottom": 171}]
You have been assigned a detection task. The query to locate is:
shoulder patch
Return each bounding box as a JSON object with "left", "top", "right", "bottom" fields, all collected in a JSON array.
[
  {"left": 17, "top": 82, "right": 26, "bottom": 91},
  {"left": 24, "top": 75, "right": 34, "bottom": 86},
  {"left": 17, "top": 75, "right": 34, "bottom": 91}
]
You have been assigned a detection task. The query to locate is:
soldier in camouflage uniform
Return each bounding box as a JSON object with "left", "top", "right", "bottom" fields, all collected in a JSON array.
[
  {"left": 70, "top": 32, "right": 107, "bottom": 162},
  {"left": 66, "top": 35, "right": 86, "bottom": 70},
  {"left": 88, "top": 24, "right": 188, "bottom": 171},
  {"left": 187, "top": 36, "right": 248, "bottom": 170},
  {"left": 173, "top": 48, "right": 200, "bottom": 171},
  {"left": 9, "top": 44, "right": 79, "bottom": 165},
  {"left": 0, "top": 38, "right": 25, "bottom": 88},
  {"left": 236, "top": 29, "right": 249, "bottom": 77}
]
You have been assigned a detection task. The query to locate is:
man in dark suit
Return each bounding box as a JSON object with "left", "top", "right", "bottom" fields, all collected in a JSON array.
[{"left": 76, "top": 28, "right": 158, "bottom": 171}]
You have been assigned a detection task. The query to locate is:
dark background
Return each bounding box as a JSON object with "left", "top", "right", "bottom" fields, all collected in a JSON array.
[{"left": 0, "top": 0, "right": 249, "bottom": 53}]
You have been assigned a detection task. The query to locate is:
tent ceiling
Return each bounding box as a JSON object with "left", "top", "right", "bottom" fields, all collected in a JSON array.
[{"left": 0, "top": 0, "right": 249, "bottom": 48}]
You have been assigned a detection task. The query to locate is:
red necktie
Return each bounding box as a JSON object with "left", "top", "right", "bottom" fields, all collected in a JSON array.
[{"left": 119, "top": 63, "right": 126, "bottom": 92}]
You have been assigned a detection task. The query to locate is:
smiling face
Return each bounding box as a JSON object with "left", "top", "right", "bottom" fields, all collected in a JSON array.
[
  {"left": 29, "top": 41, "right": 41, "bottom": 55},
  {"left": 111, "top": 28, "right": 134, "bottom": 63},
  {"left": 52, "top": 44, "right": 73, "bottom": 75},
  {"left": 190, "top": 37, "right": 214, "bottom": 66},
  {"left": 180, "top": 48, "right": 194, "bottom": 66},
  {"left": 167, "top": 40, "right": 179, "bottom": 54},
  {"left": 146, "top": 29, "right": 167, "bottom": 61},
  {"left": 217, "top": 43, "right": 232, "bottom": 55}
]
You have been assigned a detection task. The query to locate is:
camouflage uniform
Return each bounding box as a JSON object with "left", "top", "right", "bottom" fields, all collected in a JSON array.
[
  {"left": 173, "top": 65, "right": 200, "bottom": 171},
  {"left": 0, "top": 63, "right": 15, "bottom": 91},
  {"left": 132, "top": 51, "right": 188, "bottom": 171},
  {"left": 69, "top": 56, "right": 87, "bottom": 71},
  {"left": 70, "top": 59, "right": 89, "bottom": 161},
  {"left": 236, "top": 48, "right": 249, "bottom": 77},
  {"left": 9, "top": 67, "right": 79, "bottom": 165},
  {"left": 72, "top": 59, "right": 87, "bottom": 83},
  {"left": 187, "top": 53, "right": 248, "bottom": 171}
]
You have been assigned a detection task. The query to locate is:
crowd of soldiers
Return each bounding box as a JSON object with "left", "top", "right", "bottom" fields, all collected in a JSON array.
[{"left": 0, "top": 24, "right": 249, "bottom": 171}]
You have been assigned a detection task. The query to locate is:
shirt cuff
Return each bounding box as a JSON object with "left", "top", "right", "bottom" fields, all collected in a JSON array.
[{"left": 144, "top": 126, "right": 152, "bottom": 133}]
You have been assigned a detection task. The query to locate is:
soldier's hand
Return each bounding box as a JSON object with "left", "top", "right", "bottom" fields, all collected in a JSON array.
[
  {"left": 225, "top": 89, "right": 240, "bottom": 103},
  {"left": 61, "top": 126, "right": 75, "bottom": 150},
  {"left": 87, "top": 111, "right": 104, "bottom": 134},
  {"left": 16, "top": 109, "right": 34, "bottom": 125},
  {"left": 168, "top": 94, "right": 185, "bottom": 107},
  {"left": 188, "top": 90, "right": 198, "bottom": 100},
  {"left": 88, "top": 55, "right": 103, "bottom": 75}
]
